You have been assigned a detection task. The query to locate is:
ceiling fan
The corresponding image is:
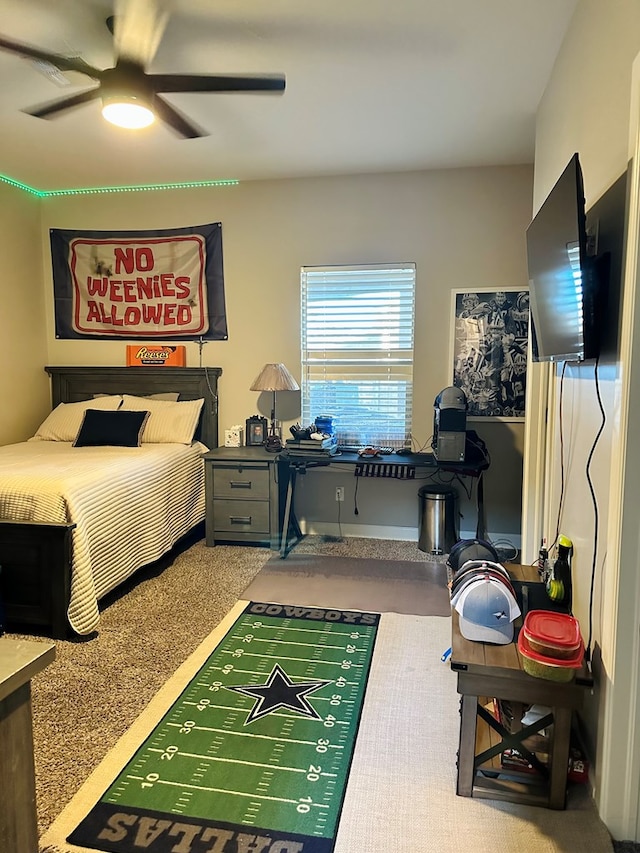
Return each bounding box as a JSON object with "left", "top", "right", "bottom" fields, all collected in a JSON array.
[{"left": 0, "top": 0, "right": 286, "bottom": 138}]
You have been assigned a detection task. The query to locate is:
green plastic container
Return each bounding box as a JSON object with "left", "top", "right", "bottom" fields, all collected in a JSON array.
[{"left": 518, "top": 631, "right": 584, "bottom": 682}]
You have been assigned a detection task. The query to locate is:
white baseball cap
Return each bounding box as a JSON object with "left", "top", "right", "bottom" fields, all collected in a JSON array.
[
  {"left": 454, "top": 576, "right": 521, "bottom": 644},
  {"left": 450, "top": 570, "right": 515, "bottom": 610}
]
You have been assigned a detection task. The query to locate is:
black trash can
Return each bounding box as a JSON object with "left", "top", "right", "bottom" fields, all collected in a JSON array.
[{"left": 417, "top": 485, "right": 459, "bottom": 554}]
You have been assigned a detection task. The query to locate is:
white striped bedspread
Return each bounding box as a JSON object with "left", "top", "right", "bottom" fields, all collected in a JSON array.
[{"left": 0, "top": 439, "right": 207, "bottom": 635}]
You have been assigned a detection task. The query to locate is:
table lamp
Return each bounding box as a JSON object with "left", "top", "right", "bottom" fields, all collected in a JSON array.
[{"left": 250, "top": 363, "right": 300, "bottom": 451}]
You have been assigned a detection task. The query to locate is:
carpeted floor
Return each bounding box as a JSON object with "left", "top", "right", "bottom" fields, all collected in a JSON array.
[
  {"left": 10, "top": 539, "right": 270, "bottom": 838},
  {"left": 40, "top": 599, "right": 379, "bottom": 852},
  {"left": 2, "top": 534, "right": 619, "bottom": 851},
  {"left": 242, "top": 551, "right": 451, "bottom": 615},
  {"left": 14, "top": 533, "right": 437, "bottom": 838}
]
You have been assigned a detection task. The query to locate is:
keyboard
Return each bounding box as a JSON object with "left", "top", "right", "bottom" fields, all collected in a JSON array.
[{"left": 338, "top": 445, "right": 400, "bottom": 455}]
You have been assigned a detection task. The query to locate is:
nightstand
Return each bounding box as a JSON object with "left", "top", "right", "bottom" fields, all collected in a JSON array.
[
  {"left": 202, "top": 447, "right": 284, "bottom": 549},
  {"left": 1, "top": 638, "right": 55, "bottom": 850}
]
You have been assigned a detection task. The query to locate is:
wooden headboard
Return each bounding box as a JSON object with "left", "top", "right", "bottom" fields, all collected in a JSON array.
[{"left": 45, "top": 366, "right": 222, "bottom": 449}]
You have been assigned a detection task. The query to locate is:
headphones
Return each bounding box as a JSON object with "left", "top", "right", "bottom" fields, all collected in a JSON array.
[{"left": 447, "top": 538, "right": 499, "bottom": 572}]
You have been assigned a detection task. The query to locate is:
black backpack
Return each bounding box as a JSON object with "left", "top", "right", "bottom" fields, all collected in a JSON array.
[{"left": 464, "top": 429, "right": 490, "bottom": 469}]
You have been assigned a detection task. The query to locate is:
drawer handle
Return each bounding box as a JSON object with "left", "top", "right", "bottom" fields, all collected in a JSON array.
[
  {"left": 230, "top": 515, "right": 252, "bottom": 525},
  {"left": 230, "top": 481, "right": 252, "bottom": 489}
]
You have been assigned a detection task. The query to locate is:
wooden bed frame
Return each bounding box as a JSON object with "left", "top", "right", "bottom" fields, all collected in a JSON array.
[{"left": 0, "top": 365, "right": 221, "bottom": 639}]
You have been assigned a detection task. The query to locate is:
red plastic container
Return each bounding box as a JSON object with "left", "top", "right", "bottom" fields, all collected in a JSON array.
[{"left": 522, "top": 610, "right": 582, "bottom": 660}]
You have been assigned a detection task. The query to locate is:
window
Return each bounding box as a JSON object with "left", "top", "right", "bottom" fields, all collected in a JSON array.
[{"left": 301, "top": 263, "right": 415, "bottom": 449}]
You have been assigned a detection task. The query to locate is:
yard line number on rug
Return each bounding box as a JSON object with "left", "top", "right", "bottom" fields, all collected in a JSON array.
[{"left": 68, "top": 602, "right": 379, "bottom": 853}]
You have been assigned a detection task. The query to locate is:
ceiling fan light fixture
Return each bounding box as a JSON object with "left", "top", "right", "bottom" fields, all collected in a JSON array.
[{"left": 101, "top": 95, "right": 155, "bottom": 129}]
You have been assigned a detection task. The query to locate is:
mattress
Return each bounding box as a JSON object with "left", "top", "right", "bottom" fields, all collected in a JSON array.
[{"left": 0, "top": 439, "right": 207, "bottom": 634}]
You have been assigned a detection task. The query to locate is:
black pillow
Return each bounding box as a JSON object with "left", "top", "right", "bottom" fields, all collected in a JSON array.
[{"left": 73, "top": 409, "right": 150, "bottom": 448}]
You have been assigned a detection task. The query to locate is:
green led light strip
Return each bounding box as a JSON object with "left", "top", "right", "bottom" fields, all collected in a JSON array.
[
  {"left": 0, "top": 174, "right": 239, "bottom": 197},
  {"left": 0, "top": 174, "right": 45, "bottom": 197}
]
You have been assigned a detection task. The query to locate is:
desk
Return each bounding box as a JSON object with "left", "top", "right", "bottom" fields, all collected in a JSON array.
[
  {"left": 277, "top": 450, "right": 488, "bottom": 558},
  {"left": 450, "top": 564, "right": 592, "bottom": 809}
]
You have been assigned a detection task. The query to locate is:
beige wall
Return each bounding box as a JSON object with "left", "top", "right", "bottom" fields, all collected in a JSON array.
[
  {"left": 534, "top": 2, "right": 638, "bottom": 211},
  {"left": 34, "top": 166, "right": 532, "bottom": 542},
  {"left": 0, "top": 182, "right": 49, "bottom": 442},
  {"left": 530, "top": 0, "right": 640, "bottom": 840}
]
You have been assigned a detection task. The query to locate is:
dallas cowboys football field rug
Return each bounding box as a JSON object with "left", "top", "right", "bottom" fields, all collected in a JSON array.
[
  {"left": 41, "top": 603, "right": 616, "bottom": 853},
  {"left": 49, "top": 601, "right": 379, "bottom": 853}
]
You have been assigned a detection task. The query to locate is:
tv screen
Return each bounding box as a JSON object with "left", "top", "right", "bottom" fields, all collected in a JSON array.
[{"left": 526, "top": 153, "right": 604, "bottom": 363}]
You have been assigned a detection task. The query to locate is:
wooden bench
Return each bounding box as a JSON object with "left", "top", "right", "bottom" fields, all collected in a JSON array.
[{"left": 450, "top": 564, "right": 592, "bottom": 809}]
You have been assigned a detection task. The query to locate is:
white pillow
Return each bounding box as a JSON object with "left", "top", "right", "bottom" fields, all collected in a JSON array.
[
  {"left": 145, "top": 392, "right": 180, "bottom": 402},
  {"left": 93, "top": 392, "right": 179, "bottom": 402},
  {"left": 33, "top": 396, "right": 123, "bottom": 442},
  {"left": 120, "top": 395, "right": 204, "bottom": 444}
]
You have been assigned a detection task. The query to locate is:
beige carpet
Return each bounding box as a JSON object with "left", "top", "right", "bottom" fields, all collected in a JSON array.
[
  {"left": 2, "top": 534, "right": 615, "bottom": 852},
  {"left": 39, "top": 607, "right": 614, "bottom": 853},
  {"left": 242, "top": 552, "right": 451, "bottom": 616},
  {"left": 11, "top": 539, "right": 272, "bottom": 839}
]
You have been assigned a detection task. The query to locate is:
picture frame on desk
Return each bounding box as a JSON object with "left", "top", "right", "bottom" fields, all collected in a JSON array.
[
  {"left": 246, "top": 416, "right": 268, "bottom": 446},
  {"left": 450, "top": 287, "right": 529, "bottom": 420}
]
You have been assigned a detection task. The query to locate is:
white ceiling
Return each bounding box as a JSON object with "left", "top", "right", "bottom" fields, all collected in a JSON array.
[{"left": 0, "top": 0, "right": 579, "bottom": 191}]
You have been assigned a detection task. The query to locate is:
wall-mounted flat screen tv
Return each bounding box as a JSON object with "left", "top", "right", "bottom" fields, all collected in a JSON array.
[{"left": 526, "top": 153, "right": 607, "bottom": 363}]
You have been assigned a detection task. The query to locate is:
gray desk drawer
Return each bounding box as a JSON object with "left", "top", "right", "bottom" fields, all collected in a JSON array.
[
  {"left": 212, "top": 465, "right": 270, "bottom": 500},
  {"left": 213, "top": 499, "right": 270, "bottom": 534}
]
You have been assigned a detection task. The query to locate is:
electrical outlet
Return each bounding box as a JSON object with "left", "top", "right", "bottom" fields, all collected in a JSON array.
[{"left": 335, "top": 486, "right": 345, "bottom": 502}]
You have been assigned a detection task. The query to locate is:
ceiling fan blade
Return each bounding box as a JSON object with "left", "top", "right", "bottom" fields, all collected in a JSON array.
[
  {"left": 0, "top": 35, "right": 102, "bottom": 79},
  {"left": 27, "top": 88, "right": 101, "bottom": 119},
  {"left": 153, "top": 94, "right": 207, "bottom": 139},
  {"left": 113, "top": 0, "right": 169, "bottom": 67},
  {"left": 148, "top": 73, "right": 286, "bottom": 94}
]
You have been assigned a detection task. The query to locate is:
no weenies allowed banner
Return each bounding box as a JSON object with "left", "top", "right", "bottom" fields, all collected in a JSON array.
[{"left": 50, "top": 222, "right": 228, "bottom": 340}]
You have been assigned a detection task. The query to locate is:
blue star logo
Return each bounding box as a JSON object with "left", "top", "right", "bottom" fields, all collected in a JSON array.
[{"left": 226, "top": 664, "right": 331, "bottom": 725}]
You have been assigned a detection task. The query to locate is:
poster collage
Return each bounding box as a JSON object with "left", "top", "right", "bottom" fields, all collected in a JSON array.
[{"left": 452, "top": 288, "right": 530, "bottom": 418}]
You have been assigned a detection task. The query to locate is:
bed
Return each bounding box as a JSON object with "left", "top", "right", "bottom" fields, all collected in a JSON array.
[{"left": 0, "top": 365, "right": 222, "bottom": 639}]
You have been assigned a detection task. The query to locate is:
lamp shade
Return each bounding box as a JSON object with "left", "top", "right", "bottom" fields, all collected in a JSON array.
[
  {"left": 101, "top": 96, "right": 155, "bottom": 129},
  {"left": 250, "top": 363, "right": 300, "bottom": 392}
]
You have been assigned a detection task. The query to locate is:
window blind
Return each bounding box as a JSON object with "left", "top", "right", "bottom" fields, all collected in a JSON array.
[{"left": 301, "top": 263, "right": 415, "bottom": 448}]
